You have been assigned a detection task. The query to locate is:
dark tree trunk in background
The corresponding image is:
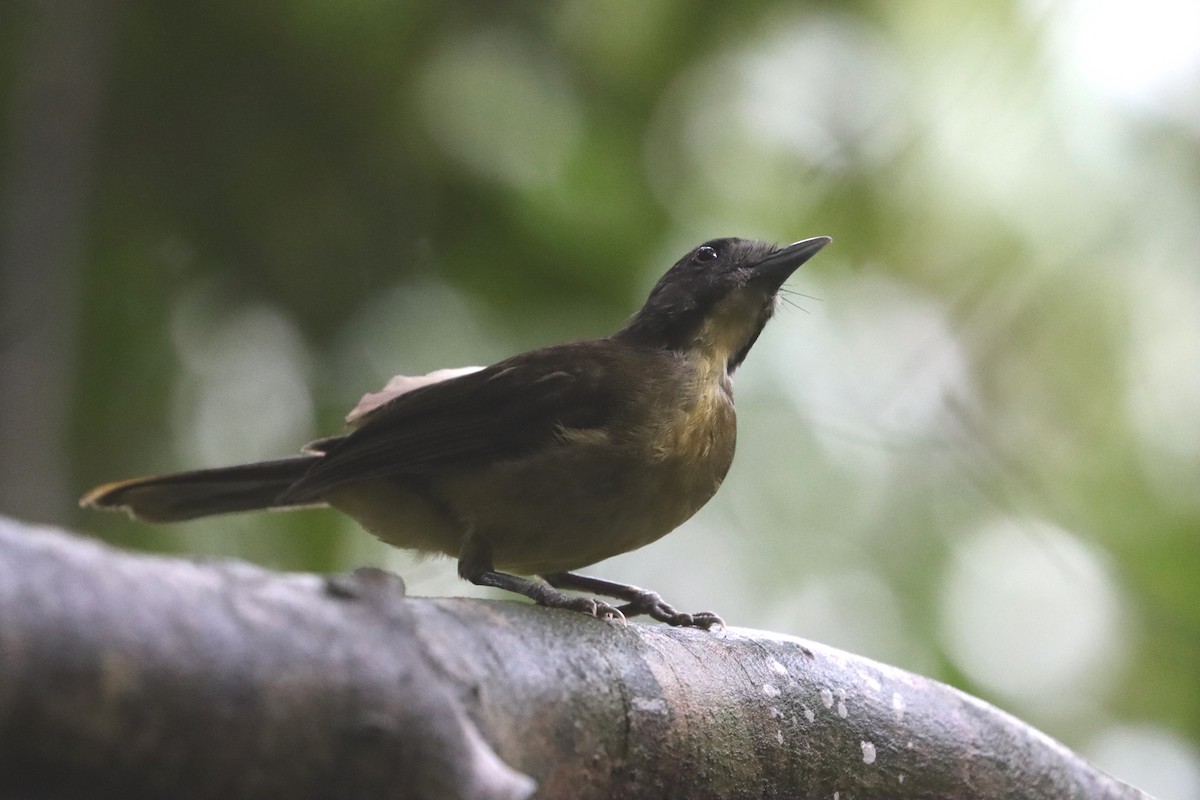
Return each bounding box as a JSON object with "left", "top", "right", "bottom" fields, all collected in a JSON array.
[{"left": 0, "top": 0, "right": 118, "bottom": 521}]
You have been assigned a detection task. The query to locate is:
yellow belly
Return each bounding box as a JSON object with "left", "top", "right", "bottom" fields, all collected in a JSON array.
[{"left": 328, "top": 360, "right": 737, "bottom": 576}]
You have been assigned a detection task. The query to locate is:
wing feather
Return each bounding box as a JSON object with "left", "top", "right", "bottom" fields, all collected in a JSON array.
[{"left": 279, "top": 340, "right": 628, "bottom": 502}]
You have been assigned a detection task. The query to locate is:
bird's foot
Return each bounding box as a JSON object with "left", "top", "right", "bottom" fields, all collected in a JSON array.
[
  {"left": 525, "top": 580, "right": 628, "bottom": 624},
  {"left": 618, "top": 590, "right": 724, "bottom": 630},
  {"left": 554, "top": 594, "right": 627, "bottom": 625},
  {"left": 541, "top": 572, "right": 725, "bottom": 630}
]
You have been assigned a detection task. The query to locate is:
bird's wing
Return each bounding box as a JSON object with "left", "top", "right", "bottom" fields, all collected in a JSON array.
[
  {"left": 280, "top": 341, "right": 627, "bottom": 502},
  {"left": 345, "top": 366, "right": 485, "bottom": 426}
]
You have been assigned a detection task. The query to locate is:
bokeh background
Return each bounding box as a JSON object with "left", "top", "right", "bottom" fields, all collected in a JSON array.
[{"left": 2, "top": 1, "right": 1197, "bottom": 796}]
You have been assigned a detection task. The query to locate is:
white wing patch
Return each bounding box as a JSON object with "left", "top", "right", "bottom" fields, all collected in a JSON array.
[{"left": 345, "top": 366, "right": 484, "bottom": 427}]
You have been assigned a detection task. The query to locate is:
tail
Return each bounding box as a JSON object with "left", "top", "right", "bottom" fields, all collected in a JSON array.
[{"left": 80, "top": 456, "right": 322, "bottom": 523}]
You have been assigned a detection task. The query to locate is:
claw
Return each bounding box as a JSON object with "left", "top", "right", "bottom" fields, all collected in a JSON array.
[
  {"left": 560, "top": 595, "right": 627, "bottom": 625},
  {"left": 596, "top": 602, "right": 628, "bottom": 626},
  {"left": 537, "top": 572, "right": 724, "bottom": 629},
  {"left": 690, "top": 611, "right": 726, "bottom": 631},
  {"left": 617, "top": 592, "right": 725, "bottom": 630}
]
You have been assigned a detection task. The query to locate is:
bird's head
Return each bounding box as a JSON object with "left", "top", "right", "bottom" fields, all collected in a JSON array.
[{"left": 617, "top": 236, "right": 831, "bottom": 373}]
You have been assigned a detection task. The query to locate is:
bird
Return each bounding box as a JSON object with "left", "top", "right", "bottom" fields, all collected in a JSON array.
[{"left": 82, "top": 235, "right": 832, "bottom": 628}]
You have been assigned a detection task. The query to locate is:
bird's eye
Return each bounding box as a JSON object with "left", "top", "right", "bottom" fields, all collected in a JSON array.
[{"left": 694, "top": 246, "right": 718, "bottom": 263}]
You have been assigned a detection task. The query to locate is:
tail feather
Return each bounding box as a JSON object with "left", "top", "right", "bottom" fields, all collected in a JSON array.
[{"left": 80, "top": 456, "right": 322, "bottom": 523}]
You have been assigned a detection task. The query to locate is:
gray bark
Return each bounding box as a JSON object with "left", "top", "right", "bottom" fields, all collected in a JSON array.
[{"left": 0, "top": 515, "right": 1151, "bottom": 800}]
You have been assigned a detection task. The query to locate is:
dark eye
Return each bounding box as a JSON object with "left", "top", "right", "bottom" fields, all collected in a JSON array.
[{"left": 693, "top": 245, "right": 718, "bottom": 263}]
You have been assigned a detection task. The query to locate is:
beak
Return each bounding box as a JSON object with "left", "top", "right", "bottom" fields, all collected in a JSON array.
[{"left": 748, "top": 236, "right": 832, "bottom": 289}]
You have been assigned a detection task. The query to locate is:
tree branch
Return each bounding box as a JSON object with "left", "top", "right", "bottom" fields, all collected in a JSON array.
[{"left": 0, "top": 516, "right": 1150, "bottom": 800}]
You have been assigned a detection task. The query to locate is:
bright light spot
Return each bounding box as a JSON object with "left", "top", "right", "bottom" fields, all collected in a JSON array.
[
  {"left": 910, "top": 26, "right": 1073, "bottom": 235},
  {"left": 418, "top": 32, "right": 583, "bottom": 189},
  {"left": 1048, "top": 0, "right": 1200, "bottom": 112},
  {"left": 938, "top": 518, "right": 1127, "bottom": 704},
  {"left": 730, "top": 15, "right": 907, "bottom": 171},
  {"left": 335, "top": 280, "right": 502, "bottom": 387},
  {"left": 764, "top": 271, "right": 972, "bottom": 452},
  {"left": 1125, "top": 258, "right": 1200, "bottom": 512},
  {"left": 171, "top": 297, "right": 315, "bottom": 466},
  {"left": 645, "top": 12, "right": 907, "bottom": 225},
  {"left": 861, "top": 740, "right": 877, "bottom": 764},
  {"left": 762, "top": 570, "right": 919, "bottom": 668},
  {"left": 1086, "top": 724, "right": 1200, "bottom": 800}
]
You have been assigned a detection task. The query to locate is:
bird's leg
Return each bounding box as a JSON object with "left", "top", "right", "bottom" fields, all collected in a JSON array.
[
  {"left": 457, "top": 541, "right": 626, "bottom": 623},
  {"left": 542, "top": 572, "right": 724, "bottom": 630}
]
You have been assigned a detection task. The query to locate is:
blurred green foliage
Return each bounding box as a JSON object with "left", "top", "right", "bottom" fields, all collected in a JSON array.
[{"left": 2, "top": 1, "right": 1198, "bottom": 795}]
